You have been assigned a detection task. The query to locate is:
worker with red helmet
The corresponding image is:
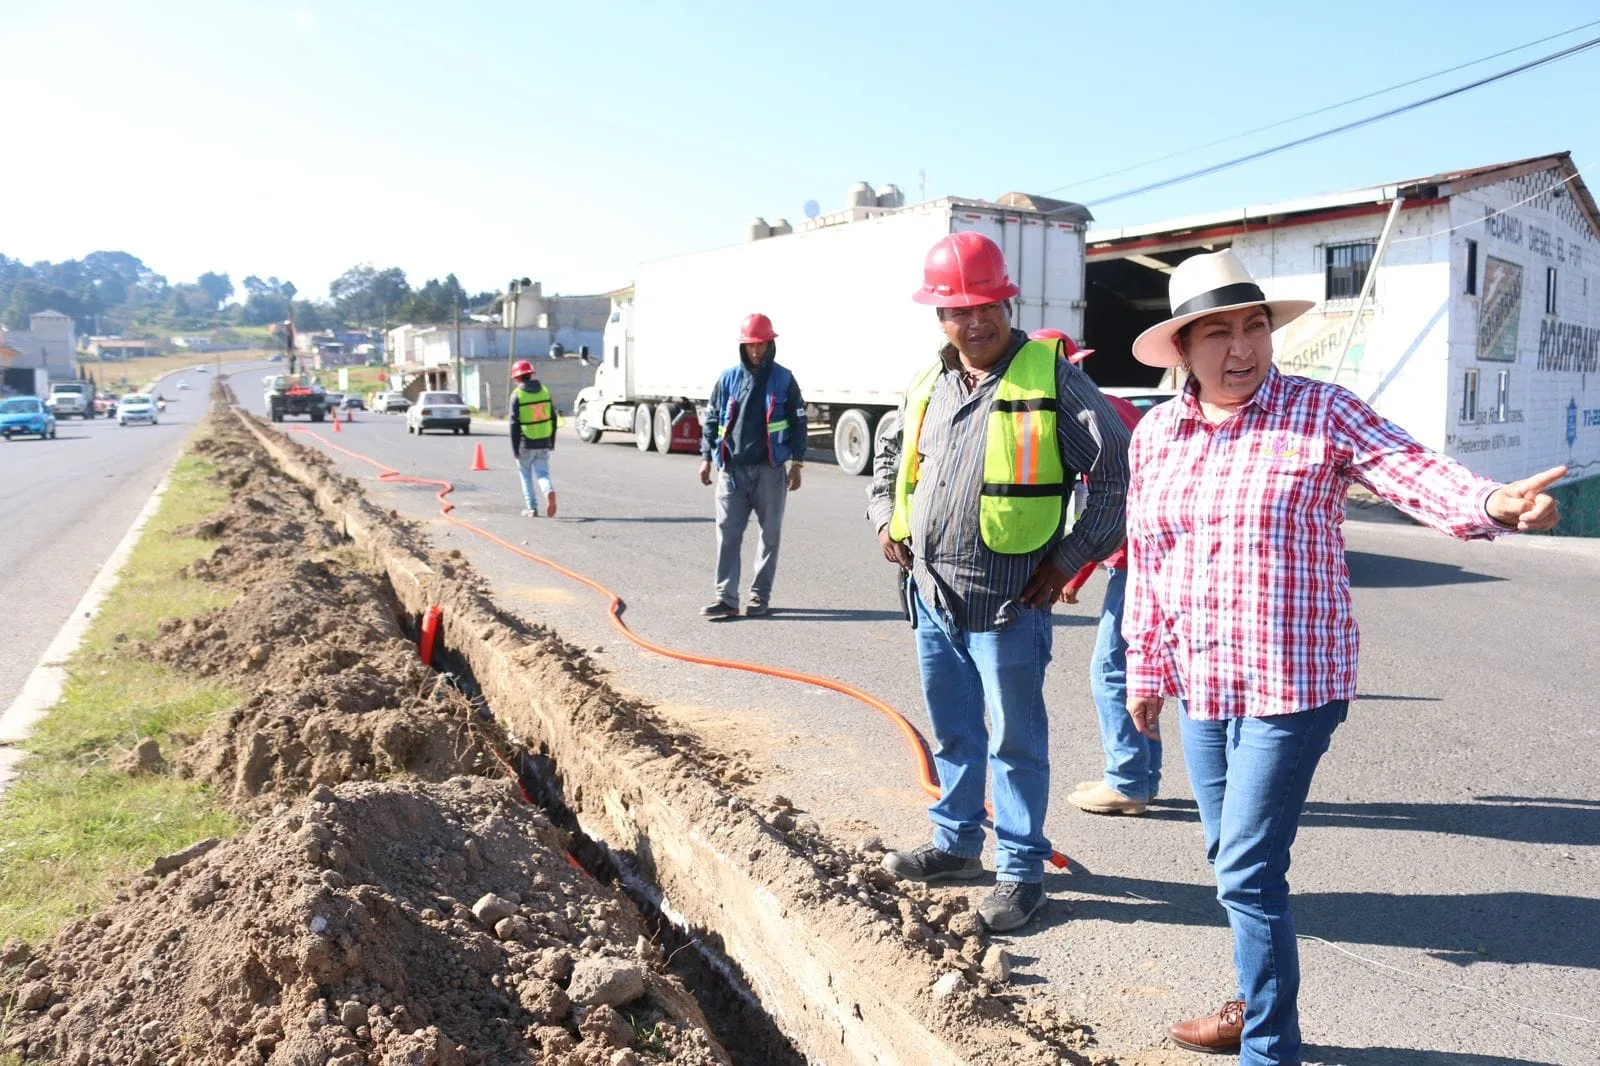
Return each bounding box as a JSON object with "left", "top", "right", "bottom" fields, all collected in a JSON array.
[
  {"left": 509, "top": 358, "right": 557, "bottom": 517},
  {"left": 697, "top": 312, "right": 808, "bottom": 619},
  {"left": 867, "top": 232, "right": 1131, "bottom": 932},
  {"left": 1029, "top": 330, "right": 1161, "bottom": 817}
]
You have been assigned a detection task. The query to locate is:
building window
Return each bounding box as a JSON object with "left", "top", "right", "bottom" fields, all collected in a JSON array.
[
  {"left": 1495, "top": 370, "right": 1510, "bottom": 423},
  {"left": 1325, "top": 241, "right": 1376, "bottom": 300},
  {"left": 611, "top": 345, "right": 620, "bottom": 368},
  {"left": 1545, "top": 267, "right": 1558, "bottom": 314},
  {"left": 1465, "top": 239, "right": 1478, "bottom": 295},
  {"left": 1461, "top": 369, "right": 1479, "bottom": 422}
]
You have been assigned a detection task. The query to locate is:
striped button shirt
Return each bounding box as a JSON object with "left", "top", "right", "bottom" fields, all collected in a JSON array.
[
  {"left": 1123, "top": 366, "right": 1509, "bottom": 720},
  {"left": 868, "top": 330, "right": 1131, "bottom": 632}
]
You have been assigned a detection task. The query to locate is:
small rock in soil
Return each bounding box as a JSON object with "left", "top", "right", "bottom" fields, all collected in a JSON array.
[
  {"left": 948, "top": 911, "right": 982, "bottom": 939},
  {"left": 982, "top": 945, "right": 1013, "bottom": 982},
  {"left": 568, "top": 957, "right": 646, "bottom": 1010},
  {"left": 931, "top": 971, "right": 967, "bottom": 1001},
  {"left": 471, "top": 893, "right": 517, "bottom": 927},
  {"left": 113, "top": 737, "right": 166, "bottom": 775}
]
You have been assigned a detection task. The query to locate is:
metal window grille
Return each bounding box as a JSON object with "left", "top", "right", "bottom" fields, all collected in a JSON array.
[
  {"left": 1465, "top": 239, "right": 1478, "bottom": 295},
  {"left": 1545, "top": 267, "right": 1558, "bottom": 314},
  {"left": 1462, "top": 368, "right": 1479, "bottom": 422},
  {"left": 1325, "top": 242, "right": 1376, "bottom": 300},
  {"left": 1495, "top": 370, "right": 1509, "bottom": 423}
]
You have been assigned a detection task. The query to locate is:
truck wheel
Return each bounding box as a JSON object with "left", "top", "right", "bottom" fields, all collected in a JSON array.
[
  {"left": 575, "top": 402, "right": 603, "bottom": 444},
  {"left": 652, "top": 404, "right": 674, "bottom": 453},
  {"left": 833, "top": 408, "right": 875, "bottom": 476},
  {"left": 310, "top": 410, "right": 325, "bottom": 423},
  {"left": 633, "top": 403, "right": 656, "bottom": 452}
]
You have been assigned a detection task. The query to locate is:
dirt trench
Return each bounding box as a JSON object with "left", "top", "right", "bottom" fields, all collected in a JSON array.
[{"left": 3, "top": 397, "right": 1107, "bottom": 1065}]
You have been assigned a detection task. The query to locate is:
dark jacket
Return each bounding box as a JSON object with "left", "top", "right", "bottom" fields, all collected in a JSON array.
[{"left": 700, "top": 341, "right": 807, "bottom": 467}]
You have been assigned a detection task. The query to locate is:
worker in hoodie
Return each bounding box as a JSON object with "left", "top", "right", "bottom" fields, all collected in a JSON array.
[
  {"left": 509, "top": 359, "right": 557, "bottom": 517},
  {"left": 697, "top": 313, "right": 807, "bottom": 619}
]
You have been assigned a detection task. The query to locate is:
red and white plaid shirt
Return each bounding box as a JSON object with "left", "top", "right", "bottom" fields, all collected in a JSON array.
[{"left": 1124, "top": 366, "right": 1509, "bottom": 720}]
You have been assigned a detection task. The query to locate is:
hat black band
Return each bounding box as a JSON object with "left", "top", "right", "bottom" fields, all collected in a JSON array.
[{"left": 1172, "top": 282, "right": 1267, "bottom": 320}]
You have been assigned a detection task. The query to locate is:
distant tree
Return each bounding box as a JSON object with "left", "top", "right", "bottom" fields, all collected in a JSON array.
[
  {"left": 196, "top": 271, "right": 233, "bottom": 309},
  {"left": 330, "top": 264, "right": 410, "bottom": 326},
  {"left": 2, "top": 279, "right": 92, "bottom": 329}
]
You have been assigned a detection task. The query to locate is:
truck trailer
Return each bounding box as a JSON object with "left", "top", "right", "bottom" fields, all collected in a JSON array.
[{"left": 573, "top": 192, "right": 1091, "bottom": 474}]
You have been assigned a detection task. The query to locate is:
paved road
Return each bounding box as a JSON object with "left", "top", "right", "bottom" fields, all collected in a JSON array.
[
  {"left": 0, "top": 367, "right": 259, "bottom": 713},
  {"left": 233, "top": 367, "right": 1600, "bottom": 1065}
]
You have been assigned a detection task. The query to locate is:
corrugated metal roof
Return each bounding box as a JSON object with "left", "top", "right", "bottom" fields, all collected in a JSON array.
[{"left": 1088, "top": 152, "right": 1600, "bottom": 248}]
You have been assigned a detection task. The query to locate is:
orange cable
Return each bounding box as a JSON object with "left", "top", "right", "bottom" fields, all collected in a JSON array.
[{"left": 289, "top": 427, "right": 1068, "bottom": 870}]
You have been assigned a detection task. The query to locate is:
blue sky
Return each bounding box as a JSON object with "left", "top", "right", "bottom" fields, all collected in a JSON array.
[{"left": 5, "top": 0, "right": 1598, "bottom": 301}]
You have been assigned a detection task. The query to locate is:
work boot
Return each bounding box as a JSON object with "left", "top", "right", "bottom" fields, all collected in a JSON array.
[
  {"left": 744, "top": 596, "right": 769, "bottom": 617},
  {"left": 978, "top": 881, "right": 1045, "bottom": 932},
  {"left": 700, "top": 601, "right": 739, "bottom": 621},
  {"left": 520, "top": 508, "right": 539, "bottom": 518},
  {"left": 880, "top": 843, "right": 984, "bottom": 883},
  {"left": 545, "top": 491, "right": 557, "bottom": 517},
  {"left": 1068, "top": 781, "right": 1148, "bottom": 816},
  {"left": 1168, "top": 999, "right": 1245, "bottom": 1052}
]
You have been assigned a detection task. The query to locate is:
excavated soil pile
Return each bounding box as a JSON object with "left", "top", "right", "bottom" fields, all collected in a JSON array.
[
  {"left": 7, "top": 778, "right": 729, "bottom": 1066},
  {"left": 0, "top": 411, "right": 732, "bottom": 1064},
  {"left": 143, "top": 423, "right": 495, "bottom": 809}
]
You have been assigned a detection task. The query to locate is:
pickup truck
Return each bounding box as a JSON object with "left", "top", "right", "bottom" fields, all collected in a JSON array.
[{"left": 47, "top": 382, "right": 94, "bottom": 419}]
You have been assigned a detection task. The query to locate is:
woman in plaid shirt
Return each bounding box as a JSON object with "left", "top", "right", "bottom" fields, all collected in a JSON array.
[{"left": 1123, "top": 251, "right": 1563, "bottom": 1064}]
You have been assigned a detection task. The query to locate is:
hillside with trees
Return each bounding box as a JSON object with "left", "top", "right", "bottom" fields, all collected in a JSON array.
[{"left": 0, "top": 252, "right": 500, "bottom": 340}]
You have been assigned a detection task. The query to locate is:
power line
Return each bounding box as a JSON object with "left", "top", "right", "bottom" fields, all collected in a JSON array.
[
  {"left": 1042, "top": 17, "right": 1600, "bottom": 199},
  {"left": 1077, "top": 33, "right": 1600, "bottom": 210}
]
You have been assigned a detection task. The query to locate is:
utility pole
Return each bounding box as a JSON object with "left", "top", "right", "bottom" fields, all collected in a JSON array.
[
  {"left": 453, "top": 297, "right": 463, "bottom": 401},
  {"left": 504, "top": 277, "right": 530, "bottom": 417}
]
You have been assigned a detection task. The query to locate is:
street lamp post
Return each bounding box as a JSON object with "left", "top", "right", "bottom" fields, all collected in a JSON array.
[{"left": 504, "top": 277, "right": 531, "bottom": 416}]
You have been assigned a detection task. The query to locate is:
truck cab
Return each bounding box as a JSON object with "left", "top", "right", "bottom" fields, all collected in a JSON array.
[{"left": 47, "top": 382, "right": 93, "bottom": 419}]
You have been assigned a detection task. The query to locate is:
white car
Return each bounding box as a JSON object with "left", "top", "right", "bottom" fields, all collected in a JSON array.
[
  {"left": 407, "top": 391, "right": 471, "bottom": 435},
  {"left": 176, "top": 381, "right": 190, "bottom": 390},
  {"left": 375, "top": 391, "right": 410, "bottom": 413},
  {"left": 118, "top": 393, "right": 158, "bottom": 426}
]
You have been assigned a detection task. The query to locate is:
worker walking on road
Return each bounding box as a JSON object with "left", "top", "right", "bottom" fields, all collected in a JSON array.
[
  {"left": 509, "top": 359, "right": 558, "bottom": 518},
  {"left": 698, "top": 313, "right": 807, "bottom": 619},
  {"left": 1029, "top": 329, "right": 1161, "bottom": 817},
  {"left": 868, "top": 233, "right": 1130, "bottom": 932}
]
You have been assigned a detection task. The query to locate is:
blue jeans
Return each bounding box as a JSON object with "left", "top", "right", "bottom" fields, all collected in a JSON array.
[
  {"left": 1180, "top": 701, "right": 1348, "bottom": 1066},
  {"left": 1090, "top": 568, "right": 1161, "bottom": 799},
  {"left": 915, "top": 591, "right": 1053, "bottom": 883},
  {"left": 516, "top": 448, "right": 553, "bottom": 510}
]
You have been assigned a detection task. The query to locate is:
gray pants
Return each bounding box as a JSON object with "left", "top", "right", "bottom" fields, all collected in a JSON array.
[{"left": 714, "top": 462, "right": 788, "bottom": 606}]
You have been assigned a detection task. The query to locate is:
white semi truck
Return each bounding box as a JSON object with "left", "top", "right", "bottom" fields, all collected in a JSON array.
[{"left": 572, "top": 191, "right": 1090, "bottom": 475}]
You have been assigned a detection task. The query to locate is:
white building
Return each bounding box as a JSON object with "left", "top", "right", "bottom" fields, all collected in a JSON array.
[
  {"left": 0, "top": 310, "right": 78, "bottom": 380},
  {"left": 1085, "top": 152, "right": 1600, "bottom": 533}
]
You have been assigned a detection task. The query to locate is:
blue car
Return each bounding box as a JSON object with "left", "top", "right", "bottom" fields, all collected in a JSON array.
[{"left": 0, "top": 396, "right": 57, "bottom": 440}]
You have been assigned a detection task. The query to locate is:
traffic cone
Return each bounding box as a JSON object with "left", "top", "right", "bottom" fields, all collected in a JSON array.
[
  {"left": 332, "top": 406, "right": 341, "bottom": 432},
  {"left": 471, "top": 442, "right": 488, "bottom": 471}
]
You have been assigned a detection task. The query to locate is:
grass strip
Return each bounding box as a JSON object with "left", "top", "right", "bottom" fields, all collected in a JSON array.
[{"left": 0, "top": 443, "right": 243, "bottom": 946}]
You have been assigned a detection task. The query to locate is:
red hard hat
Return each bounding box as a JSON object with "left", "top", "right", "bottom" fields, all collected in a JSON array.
[
  {"left": 913, "top": 232, "right": 1021, "bottom": 307},
  {"left": 511, "top": 359, "right": 534, "bottom": 378},
  {"left": 739, "top": 313, "right": 777, "bottom": 343},
  {"left": 1028, "top": 328, "right": 1095, "bottom": 364}
]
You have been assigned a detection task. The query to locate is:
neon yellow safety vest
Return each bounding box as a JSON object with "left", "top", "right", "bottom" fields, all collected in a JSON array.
[
  {"left": 513, "top": 384, "right": 555, "bottom": 442},
  {"left": 888, "top": 339, "right": 1068, "bottom": 555}
]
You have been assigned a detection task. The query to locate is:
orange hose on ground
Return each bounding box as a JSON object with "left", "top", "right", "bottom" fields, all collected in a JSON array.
[{"left": 289, "top": 428, "right": 1068, "bottom": 870}]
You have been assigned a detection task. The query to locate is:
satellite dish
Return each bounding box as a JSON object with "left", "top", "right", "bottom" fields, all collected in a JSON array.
[{"left": 803, "top": 199, "right": 820, "bottom": 219}]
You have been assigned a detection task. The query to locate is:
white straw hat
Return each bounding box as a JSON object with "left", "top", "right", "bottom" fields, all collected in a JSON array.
[{"left": 1132, "top": 249, "right": 1315, "bottom": 368}]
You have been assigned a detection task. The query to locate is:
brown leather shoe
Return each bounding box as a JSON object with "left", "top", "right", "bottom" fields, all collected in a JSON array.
[{"left": 1168, "top": 999, "right": 1244, "bottom": 1052}]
